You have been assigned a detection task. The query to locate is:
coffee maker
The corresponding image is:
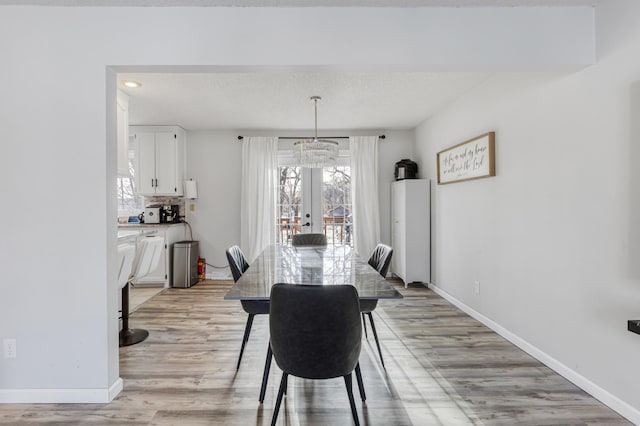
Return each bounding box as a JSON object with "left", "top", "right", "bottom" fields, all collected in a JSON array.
[{"left": 160, "top": 205, "right": 180, "bottom": 223}]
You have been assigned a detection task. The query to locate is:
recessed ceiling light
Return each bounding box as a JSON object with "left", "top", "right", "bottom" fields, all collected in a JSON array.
[{"left": 121, "top": 80, "right": 142, "bottom": 88}]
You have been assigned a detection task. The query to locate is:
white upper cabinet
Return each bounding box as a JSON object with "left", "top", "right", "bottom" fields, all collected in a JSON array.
[
  {"left": 132, "top": 126, "right": 186, "bottom": 196},
  {"left": 116, "top": 91, "right": 129, "bottom": 177}
]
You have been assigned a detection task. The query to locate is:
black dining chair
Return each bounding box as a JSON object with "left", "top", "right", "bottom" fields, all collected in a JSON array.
[
  {"left": 226, "top": 245, "right": 270, "bottom": 370},
  {"left": 268, "top": 284, "right": 364, "bottom": 426},
  {"left": 291, "top": 233, "right": 327, "bottom": 246},
  {"left": 360, "top": 243, "right": 393, "bottom": 368}
]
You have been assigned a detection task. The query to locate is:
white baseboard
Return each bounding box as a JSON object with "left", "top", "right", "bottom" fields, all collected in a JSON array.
[
  {"left": 207, "top": 271, "right": 231, "bottom": 280},
  {"left": 0, "top": 378, "right": 123, "bottom": 404},
  {"left": 109, "top": 378, "right": 123, "bottom": 402},
  {"left": 428, "top": 282, "right": 640, "bottom": 425}
]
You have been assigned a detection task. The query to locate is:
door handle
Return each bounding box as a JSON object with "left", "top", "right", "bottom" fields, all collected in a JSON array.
[{"left": 302, "top": 222, "right": 311, "bottom": 227}]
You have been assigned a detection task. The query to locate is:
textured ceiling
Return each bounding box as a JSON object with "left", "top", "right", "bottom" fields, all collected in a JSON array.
[
  {"left": 0, "top": 0, "right": 599, "bottom": 6},
  {"left": 118, "top": 71, "right": 493, "bottom": 131}
]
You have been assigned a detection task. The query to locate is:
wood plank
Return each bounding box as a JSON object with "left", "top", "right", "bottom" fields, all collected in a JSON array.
[{"left": 0, "top": 280, "right": 630, "bottom": 425}]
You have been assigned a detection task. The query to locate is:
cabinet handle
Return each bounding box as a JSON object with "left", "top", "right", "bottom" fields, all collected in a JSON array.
[
  {"left": 155, "top": 178, "right": 158, "bottom": 187},
  {"left": 151, "top": 178, "right": 155, "bottom": 188}
]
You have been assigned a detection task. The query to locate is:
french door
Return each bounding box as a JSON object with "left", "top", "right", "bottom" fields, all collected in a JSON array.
[{"left": 277, "top": 164, "right": 352, "bottom": 246}]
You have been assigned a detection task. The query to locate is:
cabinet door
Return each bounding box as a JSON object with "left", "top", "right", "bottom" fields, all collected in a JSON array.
[
  {"left": 154, "top": 132, "right": 178, "bottom": 195},
  {"left": 404, "top": 180, "right": 430, "bottom": 283},
  {"left": 133, "top": 231, "right": 167, "bottom": 286},
  {"left": 391, "top": 182, "right": 407, "bottom": 280},
  {"left": 135, "top": 132, "right": 157, "bottom": 194}
]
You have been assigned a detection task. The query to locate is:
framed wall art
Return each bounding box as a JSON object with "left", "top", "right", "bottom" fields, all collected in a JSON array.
[{"left": 437, "top": 132, "right": 495, "bottom": 184}]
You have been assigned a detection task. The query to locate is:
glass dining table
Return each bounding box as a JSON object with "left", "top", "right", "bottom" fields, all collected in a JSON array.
[
  {"left": 224, "top": 244, "right": 403, "bottom": 403},
  {"left": 224, "top": 244, "right": 403, "bottom": 301}
]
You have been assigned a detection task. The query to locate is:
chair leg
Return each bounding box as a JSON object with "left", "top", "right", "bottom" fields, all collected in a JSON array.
[
  {"left": 367, "top": 312, "right": 385, "bottom": 368},
  {"left": 237, "top": 313, "right": 255, "bottom": 370},
  {"left": 362, "top": 313, "right": 368, "bottom": 338},
  {"left": 343, "top": 373, "right": 360, "bottom": 426},
  {"left": 284, "top": 375, "right": 288, "bottom": 395},
  {"left": 355, "top": 362, "right": 366, "bottom": 401},
  {"left": 259, "top": 343, "right": 273, "bottom": 403},
  {"left": 271, "top": 373, "right": 288, "bottom": 426}
]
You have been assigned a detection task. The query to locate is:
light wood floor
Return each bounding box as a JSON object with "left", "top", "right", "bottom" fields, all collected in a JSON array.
[
  {"left": 129, "top": 286, "right": 164, "bottom": 312},
  {"left": 0, "top": 280, "right": 630, "bottom": 425}
]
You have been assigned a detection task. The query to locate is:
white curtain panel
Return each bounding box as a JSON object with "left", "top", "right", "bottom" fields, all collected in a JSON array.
[
  {"left": 240, "top": 136, "right": 278, "bottom": 263},
  {"left": 349, "top": 136, "right": 381, "bottom": 259}
]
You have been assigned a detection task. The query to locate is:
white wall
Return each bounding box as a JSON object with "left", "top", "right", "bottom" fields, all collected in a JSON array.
[
  {"left": 414, "top": 1, "right": 640, "bottom": 420},
  {"left": 184, "top": 131, "right": 242, "bottom": 275},
  {"left": 377, "top": 130, "right": 417, "bottom": 246},
  {"left": 185, "top": 129, "right": 415, "bottom": 274},
  {"left": 0, "top": 4, "right": 595, "bottom": 404}
]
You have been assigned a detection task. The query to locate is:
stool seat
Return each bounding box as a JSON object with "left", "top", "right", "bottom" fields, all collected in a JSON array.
[{"left": 117, "top": 244, "right": 136, "bottom": 289}]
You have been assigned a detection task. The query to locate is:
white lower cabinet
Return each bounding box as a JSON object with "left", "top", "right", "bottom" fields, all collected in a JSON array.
[
  {"left": 391, "top": 179, "right": 430, "bottom": 287},
  {"left": 121, "top": 224, "right": 186, "bottom": 288}
]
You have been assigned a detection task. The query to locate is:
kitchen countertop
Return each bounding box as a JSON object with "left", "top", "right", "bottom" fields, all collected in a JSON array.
[
  {"left": 117, "top": 223, "right": 186, "bottom": 241},
  {"left": 118, "top": 222, "right": 185, "bottom": 228}
]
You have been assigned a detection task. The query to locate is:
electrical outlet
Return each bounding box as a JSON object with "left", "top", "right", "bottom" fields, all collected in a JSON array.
[
  {"left": 474, "top": 281, "right": 480, "bottom": 294},
  {"left": 189, "top": 203, "right": 195, "bottom": 212},
  {"left": 3, "top": 338, "right": 16, "bottom": 359}
]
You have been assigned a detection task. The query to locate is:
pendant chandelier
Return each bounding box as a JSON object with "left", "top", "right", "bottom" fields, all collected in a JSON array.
[{"left": 294, "top": 96, "right": 339, "bottom": 168}]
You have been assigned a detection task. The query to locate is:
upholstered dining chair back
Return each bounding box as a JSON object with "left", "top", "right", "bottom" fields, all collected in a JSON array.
[
  {"left": 291, "top": 233, "right": 328, "bottom": 246},
  {"left": 368, "top": 244, "right": 393, "bottom": 278},
  {"left": 269, "top": 284, "right": 361, "bottom": 379},
  {"left": 226, "top": 245, "right": 250, "bottom": 282}
]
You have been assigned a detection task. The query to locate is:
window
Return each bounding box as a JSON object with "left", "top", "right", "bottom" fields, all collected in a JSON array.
[{"left": 117, "top": 141, "right": 143, "bottom": 216}]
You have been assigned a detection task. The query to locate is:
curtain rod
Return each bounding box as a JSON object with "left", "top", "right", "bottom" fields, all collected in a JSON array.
[{"left": 237, "top": 135, "right": 386, "bottom": 141}]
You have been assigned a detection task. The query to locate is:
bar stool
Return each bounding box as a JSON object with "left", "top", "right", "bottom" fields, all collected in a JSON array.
[{"left": 119, "top": 236, "right": 164, "bottom": 347}]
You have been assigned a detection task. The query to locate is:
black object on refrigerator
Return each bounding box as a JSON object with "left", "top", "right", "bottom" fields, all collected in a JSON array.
[{"left": 394, "top": 159, "right": 418, "bottom": 180}]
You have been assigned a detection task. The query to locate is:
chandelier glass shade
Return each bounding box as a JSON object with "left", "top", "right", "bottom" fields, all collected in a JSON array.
[{"left": 294, "top": 96, "right": 339, "bottom": 168}]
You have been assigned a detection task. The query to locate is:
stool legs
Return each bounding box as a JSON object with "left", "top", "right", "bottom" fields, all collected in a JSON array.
[{"left": 119, "top": 282, "right": 149, "bottom": 347}]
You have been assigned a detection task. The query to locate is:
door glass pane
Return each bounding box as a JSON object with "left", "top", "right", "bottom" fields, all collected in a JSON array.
[
  {"left": 276, "top": 154, "right": 351, "bottom": 246},
  {"left": 277, "top": 166, "right": 302, "bottom": 245},
  {"left": 323, "top": 166, "right": 352, "bottom": 246}
]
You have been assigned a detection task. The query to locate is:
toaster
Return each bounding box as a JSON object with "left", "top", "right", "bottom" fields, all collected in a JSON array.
[{"left": 143, "top": 205, "right": 161, "bottom": 224}]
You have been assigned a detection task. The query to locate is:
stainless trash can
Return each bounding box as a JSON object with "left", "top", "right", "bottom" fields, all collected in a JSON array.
[{"left": 173, "top": 241, "right": 199, "bottom": 288}]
